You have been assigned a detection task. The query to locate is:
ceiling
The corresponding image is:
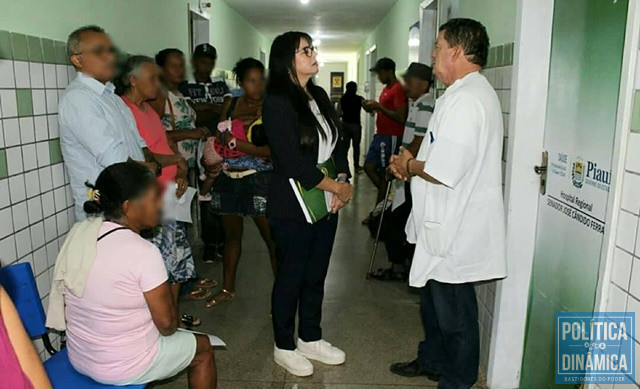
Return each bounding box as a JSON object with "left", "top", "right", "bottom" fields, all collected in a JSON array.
[{"left": 224, "top": 0, "right": 399, "bottom": 52}]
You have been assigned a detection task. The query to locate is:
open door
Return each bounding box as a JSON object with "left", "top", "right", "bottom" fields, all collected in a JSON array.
[{"left": 519, "top": 0, "right": 629, "bottom": 387}]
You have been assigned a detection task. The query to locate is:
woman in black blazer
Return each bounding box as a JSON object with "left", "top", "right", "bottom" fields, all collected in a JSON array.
[{"left": 262, "top": 31, "right": 353, "bottom": 377}]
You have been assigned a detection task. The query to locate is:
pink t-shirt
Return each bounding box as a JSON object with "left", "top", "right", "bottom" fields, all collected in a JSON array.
[{"left": 64, "top": 222, "right": 168, "bottom": 382}]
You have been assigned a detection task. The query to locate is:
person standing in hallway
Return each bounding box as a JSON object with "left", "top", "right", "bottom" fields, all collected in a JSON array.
[
  {"left": 389, "top": 18, "right": 506, "bottom": 389},
  {"left": 338, "top": 81, "right": 364, "bottom": 173},
  {"left": 263, "top": 31, "right": 353, "bottom": 377},
  {"left": 371, "top": 62, "right": 435, "bottom": 282},
  {"left": 362, "top": 57, "right": 408, "bottom": 208},
  {"left": 59, "top": 25, "right": 160, "bottom": 221}
]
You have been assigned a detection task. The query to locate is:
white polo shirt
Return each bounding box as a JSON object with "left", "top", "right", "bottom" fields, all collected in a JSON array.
[{"left": 406, "top": 71, "right": 506, "bottom": 287}]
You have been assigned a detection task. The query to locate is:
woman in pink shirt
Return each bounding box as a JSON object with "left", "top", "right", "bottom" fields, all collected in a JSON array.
[
  {"left": 119, "top": 56, "right": 215, "bottom": 327},
  {"left": 65, "top": 162, "right": 216, "bottom": 388}
]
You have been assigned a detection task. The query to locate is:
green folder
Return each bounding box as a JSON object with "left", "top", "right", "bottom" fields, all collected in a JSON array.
[{"left": 289, "top": 158, "right": 337, "bottom": 224}]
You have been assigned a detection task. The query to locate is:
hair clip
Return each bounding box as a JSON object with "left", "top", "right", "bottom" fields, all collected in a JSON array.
[{"left": 87, "top": 188, "right": 101, "bottom": 203}]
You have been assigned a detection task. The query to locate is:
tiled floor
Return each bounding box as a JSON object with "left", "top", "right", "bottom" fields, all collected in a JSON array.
[{"left": 154, "top": 174, "right": 484, "bottom": 389}]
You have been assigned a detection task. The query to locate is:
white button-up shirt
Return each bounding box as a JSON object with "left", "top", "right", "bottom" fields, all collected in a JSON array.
[
  {"left": 406, "top": 71, "right": 507, "bottom": 287},
  {"left": 59, "top": 72, "right": 146, "bottom": 220}
]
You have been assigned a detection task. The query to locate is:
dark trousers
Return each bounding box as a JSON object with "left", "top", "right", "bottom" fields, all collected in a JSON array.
[
  {"left": 417, "top": 280, "right": 479, "bottom": 389},
  {"left": 384, "top": 182, "right": 413, "bottom": 265},
  {"left": 270, "top": 215, "right": 338, "bottom": 350},
  {"left": 342, "top": 122, "right": 362, "bottom": 169}
]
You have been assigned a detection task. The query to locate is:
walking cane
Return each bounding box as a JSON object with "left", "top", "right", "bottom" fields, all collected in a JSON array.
[{"left": 366, "top": 179, "right": 393, "bottom": 279}]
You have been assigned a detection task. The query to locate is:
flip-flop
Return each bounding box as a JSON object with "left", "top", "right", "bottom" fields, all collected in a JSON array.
[
  {"left": 181, "top": 314, "right": 201, "bottom": 327},
  {"left": 195, "top": 278, "right": 218, "bottom": 289},
  {"left": 186, "top": 288, "right": 212, "bottom": 300},
  {"left": 205, "top": 289, "right": 236, "bottom": 308}
]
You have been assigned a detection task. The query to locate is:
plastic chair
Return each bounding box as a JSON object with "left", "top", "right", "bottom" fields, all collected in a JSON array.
[{"left": 0, "top": 263, "right": 145, "bottom": 389}]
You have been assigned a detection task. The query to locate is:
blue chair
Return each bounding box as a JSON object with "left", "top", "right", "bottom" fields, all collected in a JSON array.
[{"left": 0, "top": 263, "right": 145, "bottom": 389}]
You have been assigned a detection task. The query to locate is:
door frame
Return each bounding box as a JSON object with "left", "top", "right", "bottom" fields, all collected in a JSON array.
[{"left": 487, "top": 0, "right": 640, "bottom": 388}]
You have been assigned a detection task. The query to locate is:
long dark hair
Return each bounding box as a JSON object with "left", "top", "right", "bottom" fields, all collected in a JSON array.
[
  {"left": 266, "top": 31, "right": 339, "bottom": 149},
  {"left": 84, "top": 162, "right": 157, "bottom": 220}
]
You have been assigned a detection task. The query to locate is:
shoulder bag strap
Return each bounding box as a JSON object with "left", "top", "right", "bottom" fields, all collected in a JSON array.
[{"left": 97, "top": 227, "right": 129, "bottom": 242}]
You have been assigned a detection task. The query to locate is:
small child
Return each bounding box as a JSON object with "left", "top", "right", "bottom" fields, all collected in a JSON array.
[{"left": 198, "top": 119, "right": 247, "bottom": 200}]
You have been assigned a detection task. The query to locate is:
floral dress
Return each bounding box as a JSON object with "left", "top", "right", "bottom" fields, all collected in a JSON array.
[{"left": 162, "top": 90, "right": 198, "bottom": 167}]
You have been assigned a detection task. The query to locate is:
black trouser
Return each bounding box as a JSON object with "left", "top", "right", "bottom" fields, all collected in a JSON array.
[
  {"left": 270, "top": 215, "right": 338, "bottom": 350},
  {"left": 384, "top": 182, "right": 413, "bottom": 265},
  {"left": 342, "top": 122, "right": 362, "bottom": 169},
  {"left": 417, "top": 280, "right": 479, "bottom": 389}
]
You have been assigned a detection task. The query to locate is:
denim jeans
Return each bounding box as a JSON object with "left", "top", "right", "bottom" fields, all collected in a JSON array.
[{"left": 417, "top": 280, "right": 479, "bottom": 389}]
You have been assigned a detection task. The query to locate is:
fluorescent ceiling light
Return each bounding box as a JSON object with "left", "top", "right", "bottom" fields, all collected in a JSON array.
[
  {"left": 314, "top": 39, "right": 321, "bottom": 46},
  {"left": 301, "top": 0, "right": 309, "bottom": 4}
]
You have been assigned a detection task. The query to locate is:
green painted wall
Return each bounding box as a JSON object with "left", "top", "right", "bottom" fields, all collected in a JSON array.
[
  {"left": 0, "top": 0, "right": 268, "bottom": 71},
  {"left": 357, "top": 0, "right": 516, "bottom": 86}
]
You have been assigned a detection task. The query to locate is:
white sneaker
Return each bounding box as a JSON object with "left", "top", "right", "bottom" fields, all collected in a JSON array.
[
  {"left": 296, "top": 339, "right": 346, "bottom": 365},
  {"left": 273, "top": 346, "right": 314, "bottom": 377}
]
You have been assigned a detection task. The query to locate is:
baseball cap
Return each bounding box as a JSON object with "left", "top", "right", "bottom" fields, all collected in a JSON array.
[
  {"left": 403, "top": 62, "right": 433, "bottom": 82},
  {"left": 369, "top": 57, "right": 395, "bottom": 72},
  {"left": 193, "top": 43, "right": 217, "bottom": 60}
]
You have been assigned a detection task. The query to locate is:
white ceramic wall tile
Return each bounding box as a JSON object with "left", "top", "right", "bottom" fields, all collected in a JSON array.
[
  {"left": 0, "top": 208, "right": 14, "bottom": 239},
  {"left": 629, "top": 258, "right": 640, "bottom": 299},
  {"left": 0, "top": 120, "right": 4, "bottom": 148},
  {"left": 626, "top": 133, "right": 640, "bottom": 173},
  {"left": 24, "top": 170, "right": 39, "bottom": 196},
  {"left": 611, "top": 248, "right": 633, "bottom": 290},
  {"left": 494, "top": 67, "right": 503, "bottom": 89},
  {"left": 53, "top": 187, "right": 66, "bottom": 211},
  {"left": 14, "top": 228, "right": 31, "bottom": 258},
  {"left": 67, "top": 207, "right": 75, "bottom": 226},
  {"left": 45, "top": 89, "right": 58, "bottom": 114},
  {"left": 43, "top": 216, "right": 57, "bottom": 243},
  {"left": 0, "top": 60, "right": 16, "bottom": 88},
  {"left": 19, "top": 117, "right": 35, "bottom": 143},
  {"left": 51, "top": 164, "right": 64, "bottom": 188},
  {"left": 626, "top": 295, "right": 640, "bottom": 340},
  {"left": 502, "top": 66, "right": 513, "bottom": 89},
  {"left": 29, "top": 62, "right": 44, "bottom": 89},
  {"left": 32, "top": 246, "right": 47, "bottom": 276},
  {"left": 0, "top": 235, "right": 17, "bottom": 265},
  {"left": 502, "top": 90, "right": 511, "bottom": 113},
  {"left": 12, "top": 201, "right": 29, "bottom": 231},
  {"left": 38, "top": 167, "right": 53, "bottom": 192},
  {"left": 45, "top": 241, "right": 57, "bottom": 268},
  {"left": 47, "top": 114, "right": 58, "bottom": 138},
  {"left": 57, "top": 89, "right": 63, "bottom": 100},
  {"left": 22, "top": 144, "right": 37, "bottom": 172},
  {"left": 0, "top": 179, "right": 9, "bottom": 209},
  {"left": 67, "top": 66, "right": 76, "bottom": 83},
  {"left": 13, "top": 61, "right": 30, "bottom": 88},
  {"left": 30, "top": 221, "right": 45, "bottom": 250},
  {"left": 56, "top": 211, "right": 69, "bottom": 235},
  {"left": 5, "top": 146, "right": 23, "bottom": 175},
  {"left": 43, "top": 64, "right": 57, "bottom": 89},
  {"left": 3, "top": 118, "right": 20, "bottom": 147},
  {"left": 32, "top": 89, "right": 46, "bottom": 115},
  {"left": 36, "top": 141, "right": 50, "bottom": 168},
  {"left": 27, "top": 196, "right": 43, "bottom": 224},
  {"left": 33, "top": 115, "right": 48, "bottom": 141},
  {"left": 35, "top": 269, "right": 50, "bottom": 297},
  {"left": 616, "top": 211, "right": 638, "bottom": 253},
  {"left": 636, "top": 224, "right": 640, "bottom": 257},
  {"left": 608, "top": 284, "right": 628, "bottom": 312},
  {"left": 0, "top": 89, "right": 18, "bottom": 118},
  {"left": 8, "top": 174, "right": 26, "bottom": 204},
  {"left": 635, "top": 341, "right": 640, "bottom": 385},
  {"left": 55, "top": 65, "right": 68, "bottom": 88},
  {"left": 41, "top": 191, "right": 54, "bottom": 218},
  {"left": 64, "top": 185, "right": 73, "bottom": 207}
]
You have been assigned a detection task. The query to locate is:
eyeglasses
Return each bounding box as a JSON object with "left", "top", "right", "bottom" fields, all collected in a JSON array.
[
  {"left": 73, "top": 46, "right": 118, "bottom": 57},
  {"left": 295, "top": 45, "right": 318, "bottom": 58}
]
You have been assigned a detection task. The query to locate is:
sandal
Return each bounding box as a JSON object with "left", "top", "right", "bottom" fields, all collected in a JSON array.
[
  {"left": 181, "top": 314, "right": 201, "bottom": 328},
  {"left": 195, "top": 278, "right": 218, "bottom": 289},
  {"left": 205, "top": 289, "right": 236, "bottom": 308},
  {"left": 186, "top": 288, "right": 212, "bottom": 300}
]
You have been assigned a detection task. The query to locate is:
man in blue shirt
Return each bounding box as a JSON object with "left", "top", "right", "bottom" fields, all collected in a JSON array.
[{"left": 59, "top": 25, "right": 160, "bottom": 220}]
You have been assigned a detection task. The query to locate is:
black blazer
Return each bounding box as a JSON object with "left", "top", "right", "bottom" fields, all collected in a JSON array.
[{"left": 263, "top": 90, "right": 349, "bottom": 222}]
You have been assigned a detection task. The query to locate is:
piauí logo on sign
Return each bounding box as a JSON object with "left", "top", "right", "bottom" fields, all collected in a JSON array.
[{"left": 572, "top": 158, "right": 584, "bottom": 189}]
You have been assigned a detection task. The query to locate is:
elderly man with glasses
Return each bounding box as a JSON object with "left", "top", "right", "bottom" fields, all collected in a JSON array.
[{"left": 58, "top": 25, "right": 160, "bottom": 220}]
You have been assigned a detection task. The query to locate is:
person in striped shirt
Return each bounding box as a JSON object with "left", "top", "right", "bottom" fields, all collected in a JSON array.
[{"left": 370, "top": 62, "right": 434, "bottom": 282}]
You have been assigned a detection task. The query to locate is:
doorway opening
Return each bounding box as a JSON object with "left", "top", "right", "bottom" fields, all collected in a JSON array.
[
  {"left": 188, "top": 5, "right": 210, "bottom": 55},
  {"left": 419, "top": 0, "right": 438, "bottom": 64}
]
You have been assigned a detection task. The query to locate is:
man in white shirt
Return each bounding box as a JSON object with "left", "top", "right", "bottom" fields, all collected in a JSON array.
[
  {"left": 389, "top": 19, "right": 506, "bottom": 388},
  {"left": 59, "top": 26, "right": 159, "bottom": 220}
]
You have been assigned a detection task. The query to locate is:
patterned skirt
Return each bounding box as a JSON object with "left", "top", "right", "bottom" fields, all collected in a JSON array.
[{"left": 146, "top": 220, "right": 196, "bottom": 284}]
